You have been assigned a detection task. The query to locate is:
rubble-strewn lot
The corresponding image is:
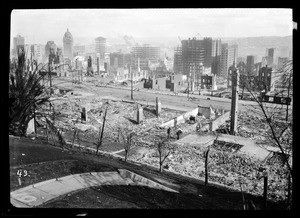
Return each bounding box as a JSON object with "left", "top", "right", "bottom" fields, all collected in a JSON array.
[
  {"left": 35, "top": 87, "right": 291, "bottom": 203},
  {"left": 36, "top": 94, "right": 184, "bottom": 152},
  {"left": 127, "top": 141, "right": 289, "bottom": 202}
]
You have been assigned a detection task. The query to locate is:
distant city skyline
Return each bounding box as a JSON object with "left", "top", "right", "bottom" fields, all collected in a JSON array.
[{"left": 10, "top": 9, "right": 293, "bottom": 47}]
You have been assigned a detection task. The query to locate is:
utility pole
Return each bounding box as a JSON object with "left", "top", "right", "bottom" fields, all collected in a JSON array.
[
  {"left": 204, "top": 147, "right": 210, "bottom": 186},
  {"left": 187, "top": 73, "right": 190, "bottom": 99},
  {"left": 49, "top": 61, "right": 52, "bottom": 94},
  {"left": 130, "top": 64, "right": 133, "bottom": 100},
  {"left": 286, "top": 69, "right": 292, "bottom": 122},
  {"left": 263, "top": 171, "right": 268, "bottom": 210},
  {"left": 230, "top": 68, "right": 239, "bottom": 135},
  {"left": 97, "top": 106, "right": 108, "bottom": 155}
]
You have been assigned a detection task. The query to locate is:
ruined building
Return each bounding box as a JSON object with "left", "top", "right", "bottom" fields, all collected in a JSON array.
[
  {"left": 201, "top": 74, "right": 217, "bottom": 90},
  {"left": 44, "top": 41, "right": 57, "bottom": 63},
  {"left": 265, "top": 48, "right": 277, "bottom": 68},
  {"left": 131, "top": 44, "right": 160, "bottom": 70},
  {"left": 95, "top": 36, "right": 106, "bottom": 59},
  {"left": 181, "top": 38, "right": 205, "bottom": 76},
  {"left": 246, "top": 55, "right": 255, "bottom": 74},
  {"left": 173, "top": 46, "right": 183, "bottom": 74},
  {"left": 174, "top": 37, "right": 222, "bottom": 77},
  {"left": 30, "top": 44, "right": 44, "bottom": 64},
  {"left": 12, "top": 34, "right": 25, "bottom": 58},
  {"left": 220, "top": 43, "right": 238, "bottom": 77},
  {"left": 258, "top": 66, "right": 273, "bottom": 92},
  {"left": 211, "top": 39, "right": 222, "bottom": 76}
]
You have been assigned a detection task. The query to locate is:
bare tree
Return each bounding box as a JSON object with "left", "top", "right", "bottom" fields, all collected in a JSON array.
[
  {"left": 95, "top": 106, "right": 108, "bottom": 155},
  {"left": 156, "top": 138, "right": 173, "bottom": 173},
  {"left": 204, "top": 146, "right": 210, "bottom": 186},
  {"left": 230, "top": 60, "right": 293, "bottom": 175},
  {"left": 243, "top": 78, "right": 292, "bottom": 174},
  {"left": 118, "top": 128, "right": 136, "bottom": 162},
  {"left": 203, "top": 133, "right": 219, "bottom": 186},
  {"left": 231, "top": 62, "right": 293, "bottom": 209},
  {"left": 276, "top": 60, "right": 293, "bottom": 122}
]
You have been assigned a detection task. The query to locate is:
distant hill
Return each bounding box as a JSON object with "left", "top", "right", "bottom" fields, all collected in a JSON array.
[
  {"left": 46, "top": 35, "right": 293, "bottom": 61},
  {"left": 128, "top": 35, "right": 293, "bottom": 60},
  {"left": 221, "top": 35, "right": 292, "bottom": 58}
]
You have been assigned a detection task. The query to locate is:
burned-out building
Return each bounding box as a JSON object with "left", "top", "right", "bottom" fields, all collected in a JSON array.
[
  {"left": 152, "top": 77, "right": 168, "bottom": 90},
  {"left": 44, "top": 41, "right": 57, "bottom": 63},
  {"left": 201, "top": 74, "right": 217, "bottom": 90},
  {"left": 220, "top": 44, "right": 238, "bottom": 77},
  {"left": 112, "top": 67, "right": 148, "bottom": 82},
  {"left": 110, "top": 52, "right": 127, "bottom": 69},
  {"left": 167, "top": 74, "right": 184, "bottom": 92},
  {"left": 258, "top": 66, "right": 273, "bottom": 91},
  {"left": 144, "top": 76, "right": 168, "bottom": 90},
  {"left": 13, "top": 34, "right": 25, "bottom": 58},
  {"left": 144, "top": 73, "right": 184, "bottom": 92},
  {"left": 131, "top": 44, "right": 160, "bottom": 71}
]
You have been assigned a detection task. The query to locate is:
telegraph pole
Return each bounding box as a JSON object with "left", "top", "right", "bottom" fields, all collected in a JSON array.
[
  {"left": 97, "top": 106, "right": 108, "bottom": 155},
  {"left": 130, "top": 64, "right": 133, "bottom": 100},
  {"left": 49, "top": 61, "right": 52, "bottom": 93},
  {"left": 230, "top": 68, "right": 239, "bottom": 135},
  {"left": 187, "top": 73, "right": 190, "bottom": 99}
]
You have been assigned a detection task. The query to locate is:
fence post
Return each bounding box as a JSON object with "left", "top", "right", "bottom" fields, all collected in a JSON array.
[
  {"left": 287, "top": 172, "right": 291, "bottom": 205},
  {"left": 263, "top": 172, "right": 268, "bottom": 210},
  {"left": 72, "top": 128, "right": 77, "bottom": 148},
  {"left": 204, "top": 147, "right": 210, "bottom": 186},
  {"left": 97, "top": 107, "right": 107, "bottom": 155}
]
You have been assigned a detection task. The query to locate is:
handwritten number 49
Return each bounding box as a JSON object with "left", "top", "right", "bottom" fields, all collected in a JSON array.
[{"left": 17, "top": 170, "right": 28, "bottom": 177}]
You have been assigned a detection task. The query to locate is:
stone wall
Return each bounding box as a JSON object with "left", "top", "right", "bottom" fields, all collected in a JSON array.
[
  {"left": 198, "top": 106, "right": 215, "bottom": 119},
  {"left": 160, "top": 108, "right": 198, "bottom": 128},
  {"left": 209, "top": 111, "right": 230, "bottom": 131}
]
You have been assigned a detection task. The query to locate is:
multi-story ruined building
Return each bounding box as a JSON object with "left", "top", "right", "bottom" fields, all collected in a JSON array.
[
  {"left": 131, "top": 44, "right": 160, "bottom": 70},
  {"left": 246, "top": 55, "right": 255, "bottom": 74},
  {"left": 220, "top": 43, "right": 238, "bottom": 77},
  {"left": 44, "top": 41, "right": 57, "bottom": 63},
  {"left": 95, "top": 36, "right": 106, "bottom": 59},
  {"left": 12, "top": 34, "right": 25, "bottom": 57},
  {"left": 174, "top": 37, "right": 222, "bottom": 76}
]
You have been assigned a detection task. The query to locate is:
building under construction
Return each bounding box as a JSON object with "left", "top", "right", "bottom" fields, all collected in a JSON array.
[
  {"left": 173, "top": 46, "right": 183, "bottom": 74},
  {"left": 181, "top": 38, "right": 205, "bottom": 77},
  {"left": 174, "top": 37, "right": 223, "bottom": 76}
]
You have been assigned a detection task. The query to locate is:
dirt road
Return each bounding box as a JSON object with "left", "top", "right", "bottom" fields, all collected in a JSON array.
[{"left": 52, "top": 77, "right": 267, "bottom": 112}]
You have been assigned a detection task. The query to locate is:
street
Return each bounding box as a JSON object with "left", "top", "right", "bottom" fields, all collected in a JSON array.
[{"left": 52, "top": 77, "right": 291, "bottom": 116}]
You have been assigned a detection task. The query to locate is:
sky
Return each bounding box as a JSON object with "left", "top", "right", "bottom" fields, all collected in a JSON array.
[{"left": 10, "top": 8, "right": 293, "bottom": 47}]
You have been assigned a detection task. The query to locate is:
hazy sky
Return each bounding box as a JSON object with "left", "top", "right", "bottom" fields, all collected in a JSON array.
[{"left": 10, "top": 8, "right": 293, "bottom": 46}]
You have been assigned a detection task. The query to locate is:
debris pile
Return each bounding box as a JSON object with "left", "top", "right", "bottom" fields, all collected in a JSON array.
[
  {"left": 33, "top": 87, "right": 291, "bottom": 203},
  {"left": 36, "top": 98, "right": 182, "bottom": 150},
  {"left": 131, "top": 143, "right": 289, "bottom": 201}
]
